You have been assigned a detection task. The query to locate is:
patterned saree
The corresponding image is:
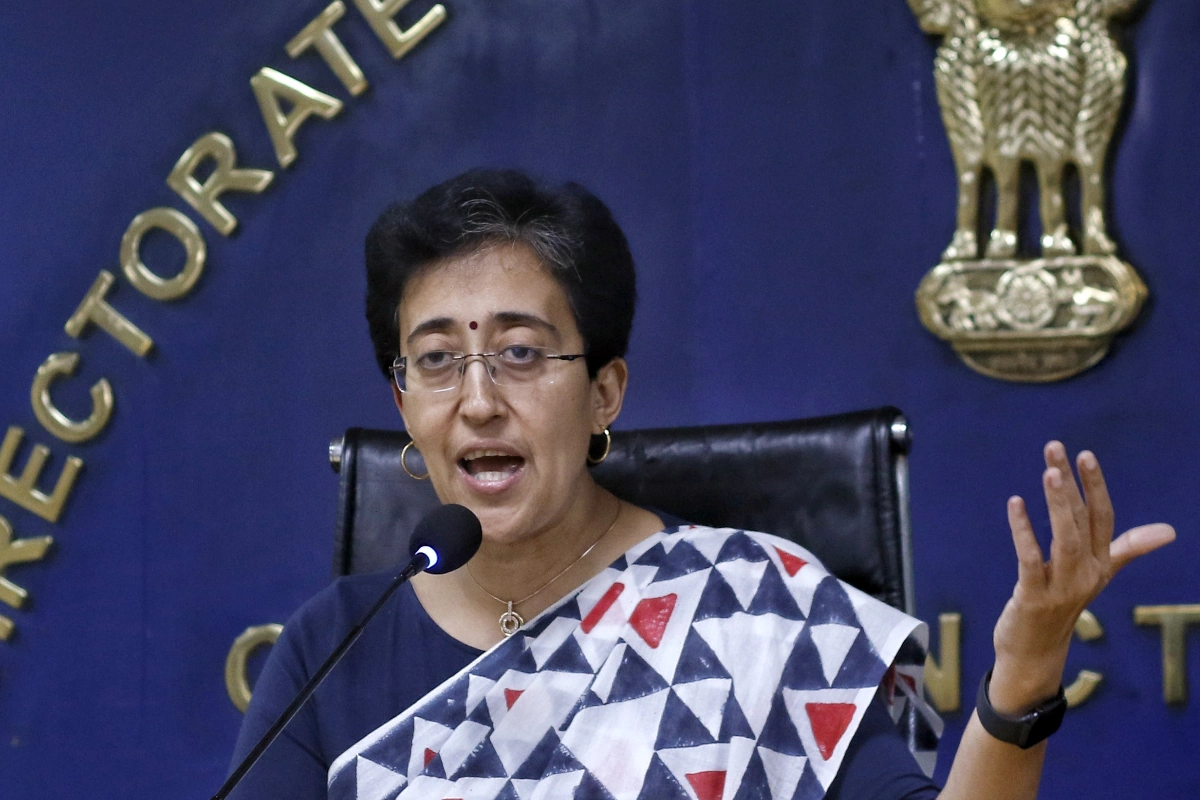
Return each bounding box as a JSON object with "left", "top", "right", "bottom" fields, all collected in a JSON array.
[{"left": 329, "top": 525, "right": 940, "bottom": 800}]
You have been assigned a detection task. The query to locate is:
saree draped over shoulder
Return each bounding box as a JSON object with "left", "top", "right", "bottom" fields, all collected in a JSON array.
[{"left": 328, "top": 525, "right": 942, "bottom": 800}]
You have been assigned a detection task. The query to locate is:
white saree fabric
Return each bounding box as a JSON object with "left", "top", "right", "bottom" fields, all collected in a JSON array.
[{"left": 329, "top": 525, "right": 941, "bottom": 800}]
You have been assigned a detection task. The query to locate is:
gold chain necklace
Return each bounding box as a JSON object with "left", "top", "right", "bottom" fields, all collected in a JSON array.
[{"left": 467, "top": 499, "right": 623, "bottom": 637}]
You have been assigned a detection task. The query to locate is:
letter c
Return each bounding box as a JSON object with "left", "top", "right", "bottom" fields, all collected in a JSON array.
[{"left": 30, "top": 352, "right": 114, "bottom": 444}]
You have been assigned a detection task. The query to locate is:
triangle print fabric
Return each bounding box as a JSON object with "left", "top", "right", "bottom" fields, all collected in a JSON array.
[{"left": 328, "top": 526, "right": 940, "bottom": 800}]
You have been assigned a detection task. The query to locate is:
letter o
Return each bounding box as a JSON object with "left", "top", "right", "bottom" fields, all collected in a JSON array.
[
  {"left": 120, "top": 207, "right": 207, "bottom": 301},
  {"left": 224, "top": 623, "right": 283, "bottom": 713}
]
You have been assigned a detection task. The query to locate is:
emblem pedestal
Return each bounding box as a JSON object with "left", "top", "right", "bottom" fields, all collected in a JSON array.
[{"left": 915, "top": 255, "right": 1147, "bottom": 382}]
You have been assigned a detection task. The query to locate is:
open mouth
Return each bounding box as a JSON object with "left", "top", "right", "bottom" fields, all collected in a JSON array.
[{"left": 459, "top": 450, "right": 525, "bottom": 484}]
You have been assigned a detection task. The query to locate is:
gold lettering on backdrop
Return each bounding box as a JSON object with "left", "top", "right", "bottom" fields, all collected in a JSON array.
[
  {"left": 288, "top": 2, "right": 370, "bottom": 97},
  {"left": 1134, "top": 604, "right": 1200, "bottom": 705},
  {"left": 225, "top": 623, "right": 283, "bottom": 712},
  {"left": 0, "top": 0, "right": 455, "bottom": 655},
  {"left": 250, "top": 67, "right": 344, "bottom": 169},
  {"left": 1064, "top": 608, "right": 1104, "bottom": 708},
  {"left": 0, "top": 427, "right": 82, "bottom": 524},
  {"left": 30, "top": 353, "right": 114, "bottom": 445},
  {"left": 924, "top": 612, "right": 961, "bottom": 712},
  {"left": 0, "top": 515, "right": 53, "bottom": 612},
  {"left": 167, "top": 132, "right": 275, "bottom": 236},
  {"left": 64, "top": 270, "right": 155, "bottom": 357},
  {"left": 352, "top": 0, "right": 448, "bottom": 60},
  {"left": 120, "top": 208, "right": 208, "bottom": 301}
]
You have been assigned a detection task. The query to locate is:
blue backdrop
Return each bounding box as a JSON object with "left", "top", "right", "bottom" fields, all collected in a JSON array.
[{"left": 0, "top": 1, "right": 1196, "bottom": 797}]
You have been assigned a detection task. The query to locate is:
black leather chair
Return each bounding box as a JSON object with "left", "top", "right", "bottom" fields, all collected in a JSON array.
[{"left": 328, "top": 406, "right": 915, "bottom": 614}]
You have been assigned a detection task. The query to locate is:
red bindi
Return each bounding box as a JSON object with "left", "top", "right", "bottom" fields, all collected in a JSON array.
[{"left": 469, "top": 321, "right": 478, "bottom": 330}]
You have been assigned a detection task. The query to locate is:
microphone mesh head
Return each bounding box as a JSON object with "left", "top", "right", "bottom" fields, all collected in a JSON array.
[{"left": 409, "top": 504, "right": 483, "bottom": 574}]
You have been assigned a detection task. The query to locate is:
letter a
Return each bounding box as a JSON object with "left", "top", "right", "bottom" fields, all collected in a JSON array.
[{"left": 250, "top": 67, "right": 343, "bottom": 168}]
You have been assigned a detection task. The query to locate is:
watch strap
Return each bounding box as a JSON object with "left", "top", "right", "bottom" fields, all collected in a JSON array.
[{"left": 975, "top": 668, "right": 1067, "bottom": 749}]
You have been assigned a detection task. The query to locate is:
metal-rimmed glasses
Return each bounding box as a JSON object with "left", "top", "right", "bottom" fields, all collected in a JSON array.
[{"left": 390, "top": 345, "right": 587, "bottom": 394}]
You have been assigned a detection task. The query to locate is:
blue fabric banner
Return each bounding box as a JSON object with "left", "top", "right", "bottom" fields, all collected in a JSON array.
[{"left": 0, "top": 1, "right": 1196, "bottom": 797}]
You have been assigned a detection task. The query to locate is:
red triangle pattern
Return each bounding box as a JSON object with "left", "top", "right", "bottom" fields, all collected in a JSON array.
[
  {"left": 805, "top": 702, "right": 857, "bottom": 760},
  {"left": 775, "top": 547, "right": 807, "bottom": 577},
  {"left": 504, "top": 688, "right": 524, "bottom": 709},
  {"left": 629, "top": 593, "right": 677, "bottom": 648},
  {"left": 581, "top": 582, "right": 626, "bottom": 633},
  {"left": 423, "top": 747, "right": 437, "bottom": 766},
  {"left": 685, "top": 769, "right": 727, "bottom": 800}
]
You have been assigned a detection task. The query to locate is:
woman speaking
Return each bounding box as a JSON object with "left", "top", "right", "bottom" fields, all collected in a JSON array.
[{"left": 228, "top": 169, "right": 1174, "bottom": 799}]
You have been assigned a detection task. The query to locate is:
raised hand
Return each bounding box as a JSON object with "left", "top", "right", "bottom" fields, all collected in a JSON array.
[{"left": 988, "top": 441, "right": 1175, "bottom": 713}]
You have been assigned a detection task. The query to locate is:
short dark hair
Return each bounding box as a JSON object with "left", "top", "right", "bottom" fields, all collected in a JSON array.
[{"left": 365, "top": 169, "right": 637, "bottom": 379}]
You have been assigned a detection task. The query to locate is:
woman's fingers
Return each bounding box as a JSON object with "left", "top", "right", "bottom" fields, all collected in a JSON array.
[
  {"left": 1076, "top": 450, "right": 1115, "bottom": 559},
  {"left": 1110, "top": 523, "right": 1176, "bottom": 572},
  {"left": 1044, "top": 466, "right": 1087, "bottom": 571},
  {"left": 1044, "top": 441, "right": 1088, "bottom": 537},
  {"left": 1007, "top": 495, "right": 1046, "bottom": 588}
]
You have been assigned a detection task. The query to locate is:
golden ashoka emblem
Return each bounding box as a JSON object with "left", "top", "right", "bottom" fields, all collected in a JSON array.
[{"left": 908, "top": 0, "right": 1148, "bottom": 381}]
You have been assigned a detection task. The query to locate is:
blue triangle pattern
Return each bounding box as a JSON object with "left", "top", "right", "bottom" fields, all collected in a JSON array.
[
  {"left": 635, "top": 754, "right": 692, "bottom": 800},
  {"left": 779, "top": 626, "right": 831, "bottom": 690},
  {"left": 451, "top": 735, "right": 507, "bottom": 780},
  {"left": 674, "top": 628, "right": 733, "bottom": 683},
  {"left": 606, "top": 644, "right": 671, "bottom": 703},
  {"left": 568, "top": 689, "right": 605, "bottom": 720},
  {"left": 792, "top": 760, "right": 829, "bottom": 800},
  {"left": 693, "top": 569, "right": 744, "bottom": 622},
  {"left": 747, "top": 564, "right": 805, "bottom": 620},
  {"left": 647, "top": 540, "right": 715, "bottom": 581},
  {"left": 491, "top": 783, "right": 521, "bottom": 800},
  {"left": 328, "top": 528, "right": 935, "bottom": 800},
  {"left": 541, "top": 742, "right": 589, "bottom": 782},
  {"left": 717, "top": 690, "right": 756, "bottom": 742},
  {"left": 575, "top": 769, "right": 618, "bottom": 799},
  {"left": 805, "top": 576, "right": 860, "bottom": 627},
  {"left": 830, "top": 633, "right": 886, "bottom": 690},
  {"left": 632, "top": 541, "right": 672, "bottom": 568},
  {"left": 369, "top": 717, "right": 415, "bottom": 777},
  {"left": 654, "top": 689, "right": 718, "bottom": 749},
  {"left": 715, "top": 531, "right": 770, "bottom": 563},
  {"left": 540, "top": 632, "right": 595, "bottom": 674},
  {"left": 511, "top": 729, "right": 565, "bottom": 779},
  {"left": 467, "top": 698, "right": 494, "bottom": 727},
  {"left": 731, "top": 749, "right": 773, "bottom": 800},
  {"left": 435, "top": 676, "right": 470, "bottom": 727},
  {"left": 757, "top": 694, "right": 806, "bottom": 755}
]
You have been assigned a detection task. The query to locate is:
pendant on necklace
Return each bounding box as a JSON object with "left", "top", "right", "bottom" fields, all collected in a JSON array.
[{"left": 499, "top": 601, "right": 524, "bottom": 637}]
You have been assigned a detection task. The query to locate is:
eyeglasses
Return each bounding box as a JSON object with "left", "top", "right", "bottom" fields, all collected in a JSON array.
[{"left": 390, "top": 345, "right": 587, "bottom": 394}]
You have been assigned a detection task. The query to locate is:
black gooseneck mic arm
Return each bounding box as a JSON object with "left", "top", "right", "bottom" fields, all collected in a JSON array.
[{"left": 211, "top": 503, "right": 483, "bottom": 800}]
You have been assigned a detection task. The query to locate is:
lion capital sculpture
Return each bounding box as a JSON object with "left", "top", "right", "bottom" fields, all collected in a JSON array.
[{"left": 909, "top": 0, "right": 1139, "bottom": 261}]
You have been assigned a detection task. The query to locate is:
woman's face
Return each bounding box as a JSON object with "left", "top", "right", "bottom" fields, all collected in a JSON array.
[{"left": 395, "top": 243, "right": 624, "bottom": 545}]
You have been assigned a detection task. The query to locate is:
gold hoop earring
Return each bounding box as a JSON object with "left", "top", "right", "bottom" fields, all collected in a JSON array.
[
  {"left": 587, "top": 428, "right": 612, "bottom": 465},
  {"left": 400, "top": 440, "right": 430, "bottom": 480}
]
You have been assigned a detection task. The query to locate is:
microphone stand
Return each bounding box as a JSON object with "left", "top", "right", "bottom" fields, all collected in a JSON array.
[{"left": 211, "top": 553, "right": 430, "bottom": 800}]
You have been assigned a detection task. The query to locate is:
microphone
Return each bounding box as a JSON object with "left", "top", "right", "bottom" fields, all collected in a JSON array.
[
  {"left": 410, "top": 502, "right": 484, "bottom": 574},
  {"left": 212, "top": 504, "right": 482, "bottom": 800}
]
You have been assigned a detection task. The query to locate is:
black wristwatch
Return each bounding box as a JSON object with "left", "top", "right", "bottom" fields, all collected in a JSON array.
[{"left": 975, "top": 669, "right": 1067, "bottom": 749}]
